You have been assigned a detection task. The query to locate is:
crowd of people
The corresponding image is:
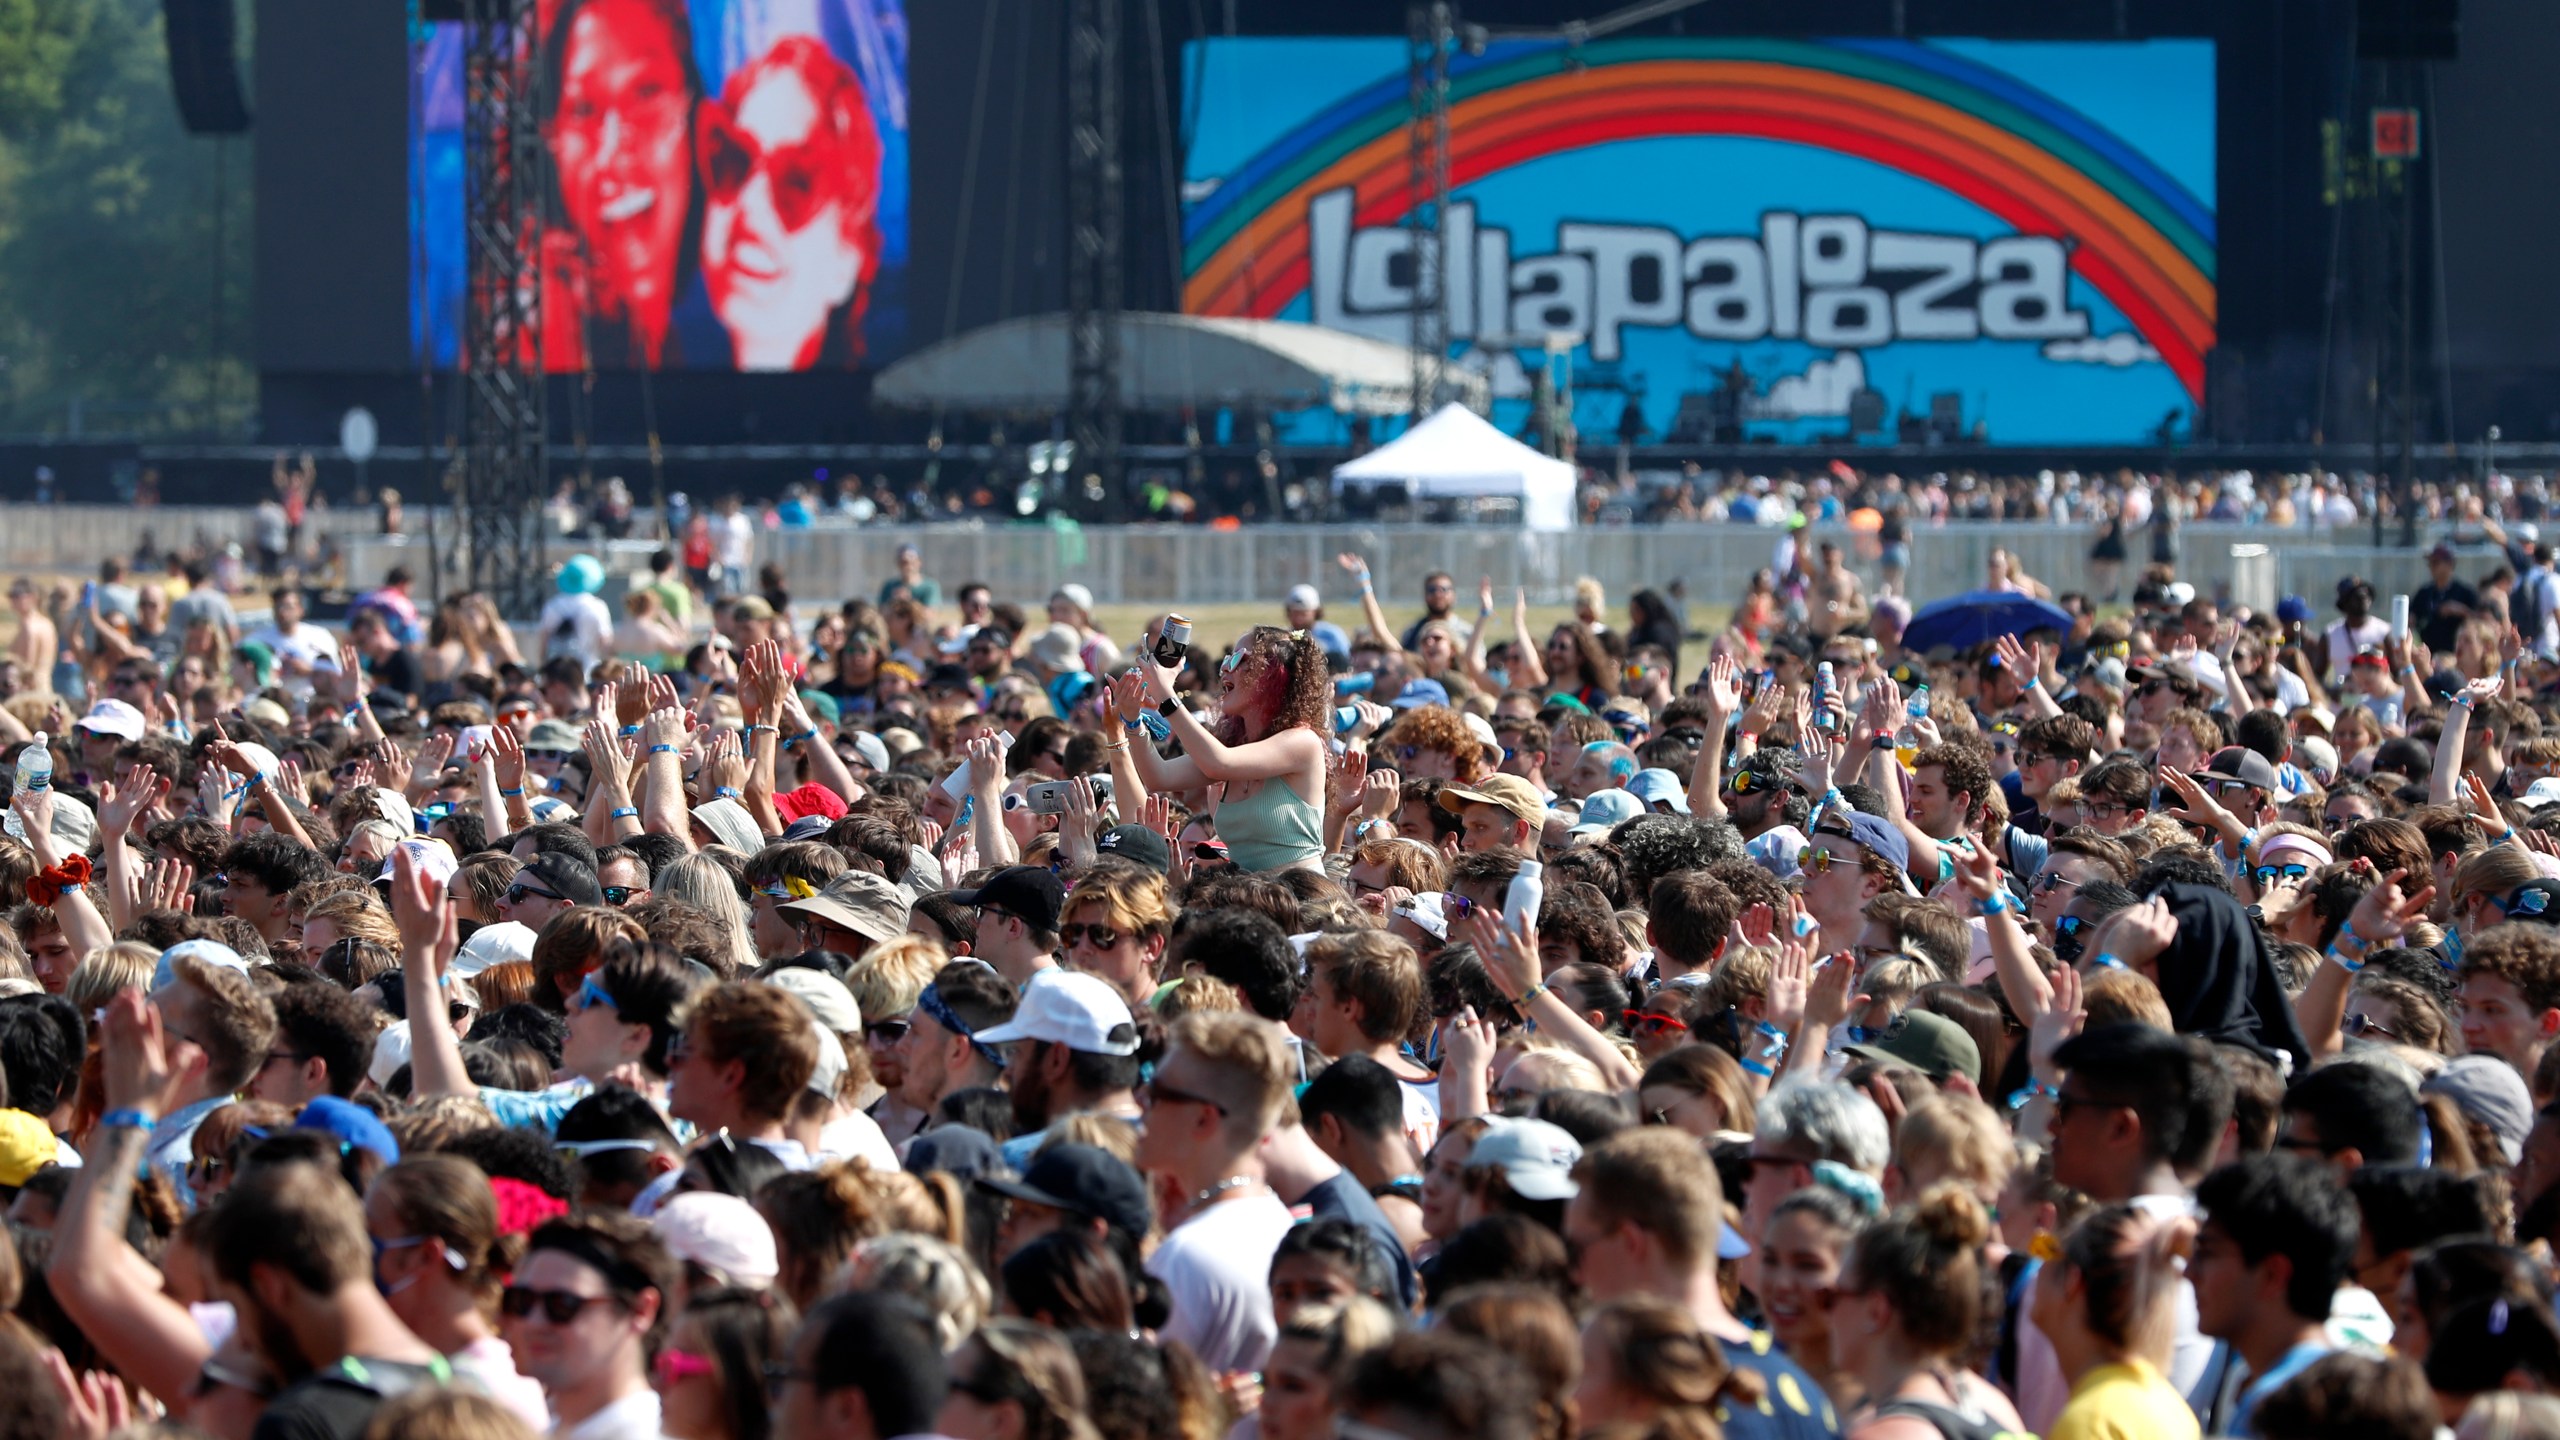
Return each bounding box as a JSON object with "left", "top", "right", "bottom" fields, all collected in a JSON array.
[{"left": 12, "top": 532, "right": 2560, "bottom": 1440}]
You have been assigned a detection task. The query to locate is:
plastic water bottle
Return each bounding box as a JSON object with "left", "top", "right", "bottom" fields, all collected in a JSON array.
[
  {"left": 1898, "top": 683, "right": 1931, "bottom": 764},
  {"left": 14, "top": 734, "right": 50, "bottom": 797},
  {"left": 1906, "top": 683, "right": 1932, "bottom": 721},
  {"left": 1506, "top": 859, "right": 1545, "bottom": 939}
]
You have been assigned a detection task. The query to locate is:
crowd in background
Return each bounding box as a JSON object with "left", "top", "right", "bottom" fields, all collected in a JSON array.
[{"left": 8, "top": 522, "right": 2560, "bottom": 1440}]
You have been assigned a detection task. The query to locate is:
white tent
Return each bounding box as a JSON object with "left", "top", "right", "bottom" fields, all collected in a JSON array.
[{"left": 1331, "top": 403, "right": 1579, "bottom": 531}]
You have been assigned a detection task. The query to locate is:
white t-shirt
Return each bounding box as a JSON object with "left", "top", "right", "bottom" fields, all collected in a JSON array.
[
  {"left": 1147, "top": 1189, "right": 1296, "bottom": 1375},
  {"left": 1398, "top": 1077, "right": 1442, "bottom": 1155},
  {"left": 246, "top": 620, "right": 343, "bottom": 697},
  {"left": 538, "top": 593, "right": 613, "bottom": 668},
  {"left": 818, "top": 1110, "right": 902, "bottom": 1171},
  {"left": 451, "top": 1334, "right": 551, "bottom": 1432},
  {"left": 2324, "top": 616, "right": 2389, "bottom": 678},
  {"left": 716, "top": 512, "right": 756, "bottom": 569}
]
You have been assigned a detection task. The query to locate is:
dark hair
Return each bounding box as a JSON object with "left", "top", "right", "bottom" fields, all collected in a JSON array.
[
  {"left": 625, "top": 830, "right": 692, "bottom": 879},
  {"left": 525, "top": 1211, "right": 678, "bottom": 1347},
  {"left": 801, "top": 1291, "right": 951, "bottom": 1434},
  {"left": 1299, "top": 1054, "right": 1409, "bottom": 1142},
  {"left": 440, "top": 1122, "right": 578, "bottom": 1200},
  {"left": 2211, "top": 1041, "right": 2286, "bottom": 1156},
  {"left": 556, "top": 1084, "right": 683, "bottom": 1197},
  {"left": 1421, "top": 1213, "right": 1574, "bottom": 1309},
  {"left": 2253, "top": 1353, "right": 2439, "bottom": 1440},
  {"left": 265, "top": 982, "right": 376, "bottom": 1099},
  {"left": 1001, "top": 1227, "right": 1136, "bottom": 1333},
  {"left": 2407, "top": 1240, "right": 2549, "bottom": 1341},
  {"left": 1065, "top": 1331, "right": 1202, "bottom": 1440},
  {"left": 477, "top": 1002, "right": 571, "bottom": 1070},
  {"left": 1272, "top": 1216, "right": 1399, "bottom": 1305},
  {"left": 595, "top": 942, "right": 712, "bottom": 1077},
  {"left": 683, "top": 1130, "right": 790, "bottom": 1200},
  {"left": 508, "top": 820, "right": 599, "bottom": 869},
  {"left": 2195, "top": 1154, "right": 2361, "bottom": 1319},
  {"left": 1614, "top": 816, "right": 1745, "bottom": 901},
  {"left": 1648, "top": 871, "right": 1738, "bottom": 974},
  {"left": 908, "top": 893, "right": 978, "bottom": 952},
  {"left": 2052, "top": 1023, "right": 2204, "bottom": 1165},
  {"left": 0, "top": 995, "right": 82, "bottom": 1115},
  {"left": 1163, "top": 907, "right": 1296, "bottom": 1020},
  {"left": 2349, "top": 1166, "right": 2495, "bottom": 1260},
  {"left": 217, "top": 831, "right": 330, "bottom": 897},
  {"left": 1339, "top": 1331, "right": 1534, "bottom": 1440},
  {"left": 2426, "top": 1295, "right": 2560, "bottom": 1397},
  {"left": 1842, "top": 1185, "right": 1993, "bottom": 1356},
  {"left": 2283, "top": 1062, "right": 2422, "bottom": 1167},
  {"left": 686, "top": 1287, "right": 800, "bottom": 1440}
]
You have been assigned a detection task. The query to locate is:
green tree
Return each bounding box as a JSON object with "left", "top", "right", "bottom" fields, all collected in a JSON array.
[{"left": 0, "top": 0, "right": 252, "bottom": 436}]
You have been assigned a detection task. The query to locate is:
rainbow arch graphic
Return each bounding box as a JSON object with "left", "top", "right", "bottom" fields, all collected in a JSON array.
[{"left": 1181, "top": 36, "right": 2217, "bottom": 400}]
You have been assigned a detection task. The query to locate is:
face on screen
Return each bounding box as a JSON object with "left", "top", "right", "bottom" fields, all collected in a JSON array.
[
  {"left": 549, "top": 0, "right": 697, "bottom": 341},
  {"left": 699, "top": 38, "right": 878, "bottom": 371}
]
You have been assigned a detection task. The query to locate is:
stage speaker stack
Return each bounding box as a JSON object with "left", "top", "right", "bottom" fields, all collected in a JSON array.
[{"left": 162, "top": 0, "right": 250, "bottom": 133}]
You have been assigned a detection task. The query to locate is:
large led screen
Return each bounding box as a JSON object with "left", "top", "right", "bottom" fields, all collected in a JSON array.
[
  {"left": 1182, "top": 37, "right": 2216, "bottom": 444},
  {"left": 411, "top": 0, "right": 910, "bottom": 372}
]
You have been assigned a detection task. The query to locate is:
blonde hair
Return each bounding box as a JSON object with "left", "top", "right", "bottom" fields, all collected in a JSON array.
[
  {"left": 1501, "top": 1034, "right": 1608, "bottom": 1095},
  {"left": 1039, "top": 1111, "right": 1143, "bottom": 1169},
  {"left": 847, "top": 934, "right": 946, "bottom": 1021},
  {"left": 1062, "top": 866, "right": 1174, "bottom": 942},
  {"left": 1170, "top": 1010, "right": 1295, "bottom": 1139},
  {"left": 67, "top": 942, "right": 158, "bottom": 1014},
  {"left": 655, "top": 854, "right": 760, "bottom": 977},
  {"left": 1894, "top": 1096, "right": 2014, "bottom": 1207},
  {"left": 1155, "top": 974, "right": 1244, "bottom": 1020},
  {"left": 841, "top": 1234, "right": 991, "bottom": 1352},
  {"left": 305, "top": 890, "right": 401, "bottom": 951},
  {"left": 2082, "top": 966, "right": 2174, "bottom": 1031}
]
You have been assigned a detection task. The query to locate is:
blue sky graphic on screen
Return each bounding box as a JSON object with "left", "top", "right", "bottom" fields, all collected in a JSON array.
[
  {"left": 1181, "top": 36, "right": 2215, "bottom": 445},
  {"left": 411, "top": 0, "right": 909, "bottom": 373}
]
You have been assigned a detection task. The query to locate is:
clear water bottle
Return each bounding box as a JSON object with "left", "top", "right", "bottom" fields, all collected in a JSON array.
[
  {"left": 1898, "top": 683, "right": 1931, "bottom": 762},
  {"left": 14, "top": 734, "right": 50, "bottom": 797}
]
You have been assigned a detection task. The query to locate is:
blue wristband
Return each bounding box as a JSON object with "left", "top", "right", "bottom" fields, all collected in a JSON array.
[
  {"left": 648, "top": 744, "right": 677, "bottom": 756},
  {"left": 714, "top": 787, "right": 740, "bottom": 799},
  {"left": 100, "top": 1107, "right": 156, "bottom": 1131},
  {"left": 784, "top": 729, "right": 818, "bottom": 749},
  {"left": 611, "top": 807, "right": 638, "bottom": 820},
  {"left": 500, "top": 787, "right": 523, "bottom": 797},
  {"left": 620, "top": 724, "right": 642, "bottom": 737}
]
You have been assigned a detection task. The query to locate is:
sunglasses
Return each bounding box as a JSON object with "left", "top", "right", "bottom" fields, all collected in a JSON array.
[
  {"left": 2342, "top": 1011, "right": 2398, "bottom": 1040},
  {"left": 865, "top": 1018, "right": 910, "bottom": 1044},
  {"left": 1060, "top": 923, "right": 1125, "bottom": 950},
  {"left": 506, "top": 883, "right": 565, "bottom": 906},
  {"left": 602, "top": 886, "right": 638, "bottom": 906},
  {"left": 1623, "top": 1010, "right": 1688, "bottom": 1037},
  {"left": 501, "top": 1286, "right": 622, "bottom": 1325},
  {"left": 573, "top": 975, "right": 617, "bottom": 1015},
  {"left": 1726, "top": 771, "right": 1773, "bottom": 796},
  {"left": 2251, "top": 862, "right": 2312, "bottom": 886},
  {"left": 1139, "top": 1076, "right": 1229, "bottom": 1115},
  {"left": 698, "top": 106, "right": 842, "bottom": 232},
  {"left": 2034, "top": 870, "right": 2081, "bottom": 894}
]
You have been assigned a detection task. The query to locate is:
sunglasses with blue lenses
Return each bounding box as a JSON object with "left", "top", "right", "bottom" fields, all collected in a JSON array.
[{"left": 2251, "top": 862, "right": 2311, "bottom": 887}]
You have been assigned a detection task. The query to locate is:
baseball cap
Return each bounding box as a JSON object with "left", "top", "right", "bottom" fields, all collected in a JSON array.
[
  {"left": 1627, "top": 768, "right": 1691, "bottom": 813},
  {"left": 1569, "top": 788, "right": 1645, "bottom": 838},
  {"left": 1390, "top": 893, "right": 1450, "bottom": 940},
  {"left": 2196, "top": 746, "right": 2282, "bottom": 794},
  {"left": 298, "top": 1096, "right": 401, "bottom": 1166},
  {"left": 1746, "top": 824, "right": 1809, "bottom": 879},
  {"left": 845, "top": 731, "right": 892, "bottom": 774},
  {"left": 975, "top": 970, "right": 1139, "bottom": 1056},
  {"left": 652, "top": 1192, "right": 779, "bottom": 1286},
  {"left": 977, "top": 1143, "right": 1152, "bottom": 1240},
  {"left": 2291, "top": 737, "right": 2341, "bottom": 786},
  {"left": 1052, "top": 583, "right": 1096, "bottom": 616},
  {"left": 1095, "top": 824, "right": 1171, "bottom": 873},
  {"left": 525, "top": 719, "right": 583, "bottom": 754},
  {"left": 1391, "top": 678, "right": 1451, "bottom": 711},
  {"left": 0, "top": 1108, "right": 52, "bottom": 1186},
  {"left": 904, "top": 1124, "right": 1007, "bottom": 1181},
  {"left": 2422, "top": 1057, "right": 2534, "bottom": 1165},
  {"left": 731, "top": 595, "right": 775, "bottom": 622},
  {"left": 2276, "top": 595, "right": 2314, "bottom": 624},
  {"left": 2337, "top": 575, "right": 2375, "bottom": 603},
  {"left": 949, "top": 866, "right": 1067, "bottom": 933},
  {"left": 1438, "top": 774, "right": 1547, "bottom": 828},
  {"left": 376, "top": 837, "right": 460, "bottom": 891},
  {"left": 521, "top": 852, "right": 605, "bottom": 908},
  {"left": 1462, "top": 1117, "right": 1582, "bottom": 1201},
  {"left": 2429, "top": 540, "right": 2460, "bottom": 563},
  {"left": 451, "top": 921, "right": 536, "bottom": 978},
  {"left": 1843, "top": 1010, "right": 1982, "bottom": 1086},
  {"left": 767, "top": 966, "right": 863, "bottom": 1033},
  {"left": 153, "top": 938, "right": 248, "bottom": 992},
  {"left": 2524, "top": 777, "right": 2560, "bottom": 809},
  {"left": 75, "top": 699, "right": 145, "bottom": 741},
  {"left": 779, "top": 870, "right": 912, "bottom": 945},
  {"left": 1815, "top": 811, "right": 1910, "bottom": 879},
  {"left": 1286, "top": 583, "right": 1322, "bottom": 610},
  {"left": 775, "top": 782, "right": 850, "bottom": 825},
  {"left": 807, "top": 1022, "right": 849, "bottom": 1098},
  {"left": 2498, "top": 879, "right": 2560, "bottom": 924}
]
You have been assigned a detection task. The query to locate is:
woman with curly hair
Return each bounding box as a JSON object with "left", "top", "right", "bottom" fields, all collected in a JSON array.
[
  {"left": 1379, "top": 704, "right": 1491, "bottom": 784},
  {"left": 1115, "top": 625, "right": 1332, "bottom": 874}
]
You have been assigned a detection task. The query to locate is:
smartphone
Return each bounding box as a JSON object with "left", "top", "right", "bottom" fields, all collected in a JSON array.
[{"left": 2390, "top": 594, "right": 2410, "bottom": 641}]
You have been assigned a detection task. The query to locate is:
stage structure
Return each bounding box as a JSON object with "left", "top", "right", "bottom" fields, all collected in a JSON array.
[{"left": 460, "top": 0, "right": 548, "bottom": 614}]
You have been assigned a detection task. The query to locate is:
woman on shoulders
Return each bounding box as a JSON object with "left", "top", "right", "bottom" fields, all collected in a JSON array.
[{"left": 1113, "top": 624, "right": 1332, "bottom": 875}]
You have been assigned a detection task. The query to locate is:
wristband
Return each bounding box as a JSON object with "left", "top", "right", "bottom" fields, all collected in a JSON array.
[
  {"left": 342, "top": 705, "right": 365, "bottom": 725},
  {"left": 1739, "top": 1056, "right": 1776, "bottom": 1078},
  {"left": 1975, "top": 892, "right": 2014, "bottom": 918},
  {"left": 611, "top": 807, "right": 638, "bottom": 820},
  {"left": 784, "top": 729, "right": 818, "bottom": 749},
  {"left": 2022, "top": 675, "right": 2041, "bottom": 692},
  {"left": 1517, "top": 980, "right": 1551, "bottom": 1007},
  {"left": 2091, "top": 952, "right": 2126, "bottom": 970},
  {"left": 1753, "top": 1019, "right": 1788, "bottom": 1041},
  {"left": 714, "top": 787, "right": 740, "bottom": 799},
  {"left": 2328, "top": 944, "right": 2366, "bottom": 973},
  {"left": 100, "top": 1107, "right": 156, "bottom": 1131},
  {"left": 2006, "top": 1078, "right": 2061, "bottom": 1112},
  {"left": 620, "top": 725, "right": 642, "bottom": 737},
  {"left": 1870, "top": 732, "right": 1896, "bottom": 750},
  {"left": 748, "top": 724, "right": 780, "bottom": 736},
  {"left": 500, "top": 787, "right": 523, "bottom": 797},
  {"left": 648, "top": 744, "right": 677, "bottom": 756}
]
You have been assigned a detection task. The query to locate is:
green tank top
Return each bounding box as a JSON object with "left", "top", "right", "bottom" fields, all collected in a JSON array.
[{"left": 1216, "top": 772, "right": 1325, "bottom": 874}]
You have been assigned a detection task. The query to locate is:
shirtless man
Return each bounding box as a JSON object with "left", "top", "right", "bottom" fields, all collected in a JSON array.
[
  {"left": 8, "top": 580, "right": 56, "bottom": 681},
  {"left": 1809, "top": 541, "right": 1870, "bottom": 642}
]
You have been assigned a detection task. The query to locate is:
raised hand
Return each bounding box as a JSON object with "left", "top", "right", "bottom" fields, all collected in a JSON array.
[
  {"left": 2028, "top": 961, "right": 2086, "bottom": 1071},
  {"left": 96, "top": 766, "right": 166, "bottom": 841},
  {"left": 1439, "top": 1004, "right": 1496, "bottom": 1086},
  {"left": 1111, "top": 669, "right": 1149, "bottom": 726},
  {"left": 1359, "top": 764, "right": 1401, "bottom": 821},
  {"left": 12, "top": 785, "right": 57, "bottom": 867},
  {"left": 1949, "top": 834, "right": 2006, "bottom": 904},
  {"left": 98, "top": 987, "right": 180, "bottom": 1118},
  {"left": 2085, "top": 895, "right": 2178, "bottom": 972},
  {"left": 43, "top": 1349, "right": 132, "bottom": 1440},
  {"left": 1335, "top": 551, "right": 1372, "bottom": 582},
  {"left": 387, "top": 843, "right": 456, "bottom": 982},
  {"left": 701, "top": 729, "right": 748, "bottom": 799},
  {"left": 1330, "top": 746, "right": 1369, "bottom": 814},
  {"left": 2346, "top": 865, "right": 2435, "bottom": 946},
  {"left": 146, "top": 858, "right": 195, "bottom": 913},
  {"left": 1452, "top": 907, "right": 1541, "bottom": 1004},
  {"left": 1764, "top": 944, "right": 1811, "bottom": 1037},
  {"left": 1737, "top": 901, "right": 1779, "bottom": 952},
  {"left": 410, "top": 731, "right": 455, "bottom": 790},
  {"left": 489, "top": 722, "right": 527, "bottom": 796},
  {"left": 2465, "top": 771, "right": 2510, "bottom": 834},
  {"left": 1738, "top": 681, "right": 1785, "bottom": 740},
  {"left": 1702, "top": 653, "right": 1743, "bottom": 721},
  {"left": 1803, "top": 951, "right": 1868, "bottom": 1032},
  {"left": 205, "top": 718, "right": 261, "bottom": 781}
]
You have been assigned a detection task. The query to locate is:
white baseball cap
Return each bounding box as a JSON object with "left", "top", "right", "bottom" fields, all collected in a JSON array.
[
  {"left": 449, "top": 920, "right": 536, "bottom": 978},
  {"left": 376, "top": 837, "right": 459, "bottom": 890},
  {"left": 75, "top": 699, "right": 145, "bottom": 741},
  {"left": 767, "top": 966, "right": 863, "bottom": 1033},
  {"left": 1286, "top": 583, "right": 1321, "bottom": 610},
  {"left": 651, "top": 1192, "right": 779, "bottom": 1287},
  {"left": 974, "top": 969, "right": 1138, "bottom": 1056},
  {"left": 1390, "top": 892, "right": 1451, "bottom": 941}
]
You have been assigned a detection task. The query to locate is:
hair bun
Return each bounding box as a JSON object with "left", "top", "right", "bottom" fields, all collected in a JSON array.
[{"left": 1912, "top": 1182, "right": 1992, "bottom": 1252}]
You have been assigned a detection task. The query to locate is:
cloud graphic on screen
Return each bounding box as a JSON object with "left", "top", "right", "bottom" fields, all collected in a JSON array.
[
  {"left": 2042, "top": 333, "right": 2161, "bottom": 367},
  {"left": 1763, "top": 353, "right": 1865, "bottom": 418}
]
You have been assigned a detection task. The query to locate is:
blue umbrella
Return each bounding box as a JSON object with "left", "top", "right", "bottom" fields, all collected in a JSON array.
[{"left": 1901, "top": 589, "right": 2075, "bottom": 653}]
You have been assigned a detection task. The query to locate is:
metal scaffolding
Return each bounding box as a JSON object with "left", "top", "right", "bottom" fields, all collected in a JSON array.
[
  {"left": 1066, "top": 0, "right": 1126, "bottom": 518},
  {"left": 1406, "top": 2, "right": 1453, "bottom": 422},
  {"left": 460, "top": 0, "right": 548, "bottom": 614}
]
